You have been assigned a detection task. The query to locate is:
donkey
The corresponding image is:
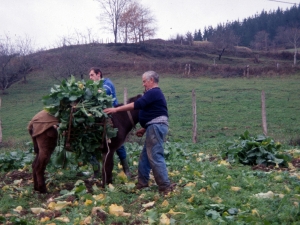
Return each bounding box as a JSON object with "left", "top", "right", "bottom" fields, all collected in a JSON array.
[{"left": 28, "top": 95, "right": 141, "bottom": 193}]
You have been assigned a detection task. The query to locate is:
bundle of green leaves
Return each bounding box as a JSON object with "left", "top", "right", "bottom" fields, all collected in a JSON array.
[
  {"left": 42, "top": 75, "right": 118, "bottom": 165},
  {"left": 222, "top": 131, "right": 291, "bottom": 167}
]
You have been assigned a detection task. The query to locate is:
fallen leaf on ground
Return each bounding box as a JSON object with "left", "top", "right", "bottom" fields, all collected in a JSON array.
[
  {"left": 254, "top": 191, "right": 274, "bottom": 199},
  {"left": 142, "top": 201, "right": 155, "bottom": 208},
  {"left": 30, "top": 207, "right": 46, "bottom": 214},
  {"left": 13, "top": 206, "right": 23, "bottom": 213},
  {"left": 231, "top": 186, "right": 241, "bottom": 191},
  {"left": 160, "top": 213, "right": 170, "bottom": 225}
]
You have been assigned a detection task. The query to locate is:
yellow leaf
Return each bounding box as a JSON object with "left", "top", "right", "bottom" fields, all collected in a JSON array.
[
  {"left": 168, "top": 209, "right": 185, "bottom": 215},
  {"left": 2, "top": 185, "right": 10, "bottom": 191},
  {"left": 55, "top": 217, "right": 70, "bottom": 222},
  {"left": 288, "top": 162, "right": 296, "bottom": 171},
  {"left": 226, "top": 175, "right": 232, "bottom": 180},
  {"left": 109, "top": 204, "right": 124, "bottom": 216},
  {"left": 108, "top": 184, "right": 115, "bottom": 191},
  {"left": 133, "top": 161, "right": 138, "bottom": 166},
  {"left": 251, "top": 209, "right": 260, "bottom": 217},
  {"left": 212, "top": 196, "right": 223, "bottom": 203},
  {"left": 219, "top": 160, "right": 230, "bottom": 166},
  {"left": 117, "top": 171, "right": 127, "bottom": 182},
  {"left": 142, "top": 201, "right": 155, "bottom": 208},
  {"left": 92, "top": 206, "right": 107, "bottom": 215},
  {"left": 254, "top": 191, "right": 274, "bottom": 199},
  {"left": 285, "top": 185, "right": 291, "bottom": 193},
  {"left": 30, "top": 207, "right": 45, "bottom": 214},
  {"left": 159, "top": 213, "right": 170, "bottom": 225},
  {"left": 188, "top": 194, "right": 194, "bottom": 203},
  {"left": 40, "top": 217, "right": 50, "bottom": 222},
  {"left": 185, "top": 182, "right": 196, "bottom": 187},
  {"left": 48, "top": 202, "right": 56, "bottom": 210},
  {"left": 73, "top": 201, "right": 79, "bottom": 206},
  {"left": 93, "top": 194, "right": 105, "bottom": 201},
  {"left": 118, "top": 163, "right": 122, "bottom": 169},
  {"left": 55, "top": 201, "right": 71, "bottom": 210},
  {"left": 198, "top": 188, "right": 206, "bottom": 193},
  {"left": 13, "top": 206, "right": 23, "bottom": 213},
  {"left": 83, "top": 216, "right": 92, "bottom": 224},
  {"left": 294, "top": 202, "right": 299, "bottom": 207},
  {"left": 13, "top": 179, "right": 23, "bottom": 185},
  {"left": 230, "top": 186, "right": 241, "bottom": 192},
  {"left": 84, "top": 199, "right": 93, "bottom": 206},
  {"left": 193, "top": 171, "right": 202, "bottom": 177},
  {"left": 161, "top": 200, "right": 169, "bottom": 207}
]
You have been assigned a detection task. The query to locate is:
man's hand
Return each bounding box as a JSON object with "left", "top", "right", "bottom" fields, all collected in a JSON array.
[
  {"left": 103, "top": 108, "right": 117, "bottom": 114},
  {"left": 136, "top": 128, "right": 146, "bottom": 137}
]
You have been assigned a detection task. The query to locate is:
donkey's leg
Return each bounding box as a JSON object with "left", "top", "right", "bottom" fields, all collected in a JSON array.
[
  {"left": 30, "top": 135, "right": 40, "bottom": 191},
  {"left": 101, "top": 149, "right": 115, "bottom": 187},
  {"left": 32, "top": 153, "right": 39, "bottom": 191},
  {"left": 33, "top": 127, "right": 58, "bottom": 193}
]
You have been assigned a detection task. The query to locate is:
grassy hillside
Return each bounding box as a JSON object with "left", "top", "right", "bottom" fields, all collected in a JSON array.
[{"left": 1, "top": 70, "right": 300, "bottom": 150}]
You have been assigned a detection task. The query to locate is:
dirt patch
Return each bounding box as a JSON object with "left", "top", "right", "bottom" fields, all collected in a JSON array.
[{"left": 252, "top": 158, "right": 300, "bottom": 172}]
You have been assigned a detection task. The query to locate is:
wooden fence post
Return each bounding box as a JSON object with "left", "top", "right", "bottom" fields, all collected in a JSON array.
[
  {"left": 192, "top": 89, "right": 197, "bottom": 143},
  {"left": 123, "top": 88, "right": 128, "bottom": 104},
  {"left": 261, "top": 90, "right": 268, "bottom": 136}
]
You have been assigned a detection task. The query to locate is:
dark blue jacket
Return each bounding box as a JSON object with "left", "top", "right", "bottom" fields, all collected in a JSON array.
[{"left": 134, "top": 87, "right": 168, "bottom": 128}]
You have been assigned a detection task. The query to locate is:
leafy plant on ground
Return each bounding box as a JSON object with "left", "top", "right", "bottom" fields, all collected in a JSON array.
[
  {"left": 1, "top": 141, "right": 300, "bottom": 224},
  {"left": 222, "top": 130, "right": 291, "bottom": 166},
  {"left": 42, "top": 75, "right": 117, "bottom": 165},
  {"left": 0, "top": 148, "right": 34, "bottom": 172}
]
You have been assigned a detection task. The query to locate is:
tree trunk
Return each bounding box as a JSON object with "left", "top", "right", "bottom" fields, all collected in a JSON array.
[
  {"left": 294, "top": 46, "right": 297, "bottom": 66},
  {"left": 261, "top": 90, "right": 267, "bottom": 136}
]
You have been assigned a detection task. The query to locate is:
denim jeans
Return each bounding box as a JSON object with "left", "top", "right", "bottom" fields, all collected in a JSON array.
[
  {"left": 116, "top": 145, "right": 127, "bottom": 160},
  {"left": 138, "top": 123, "right": 170, "bottom": 190}
]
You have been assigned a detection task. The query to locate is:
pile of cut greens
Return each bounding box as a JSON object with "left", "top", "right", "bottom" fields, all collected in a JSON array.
[
  {"left": 42, "top": 75, "right": 117, "bottom": 166},
  {"left": 222, "top": 130, "right": 291, "bottom": 167}
]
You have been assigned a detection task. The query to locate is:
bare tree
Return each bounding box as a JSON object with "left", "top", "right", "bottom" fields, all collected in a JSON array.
[
  {"left": 119, "top": 2, "right": 156, "bottom": 43},
  {"left": 210, "top": 26, "right": 240, "bottom": 60},
  {"left": 276, "top": 27, "right": 300, "bottom": 65},
  {"left": 251, "top": 31, "right": 269, "bottom": 51},
  {"left": 97, "top": 0, "right": 131, "bottom": 43},
  {"left": 0, "top": 35, "right": 33, "bottom": 94}
]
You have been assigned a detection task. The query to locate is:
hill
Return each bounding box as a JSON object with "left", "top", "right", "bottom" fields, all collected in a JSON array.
[{"left": 30, "top": 41, "right": 300, "bottom": 80}]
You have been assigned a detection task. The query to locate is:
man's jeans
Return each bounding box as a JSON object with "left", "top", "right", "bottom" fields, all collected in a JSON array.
[
  {"left": 116, "top": 145, "right": 127, "bottom": 160},
  {"left": 138, "top": 123, "right": 170, "bottom": 190}
]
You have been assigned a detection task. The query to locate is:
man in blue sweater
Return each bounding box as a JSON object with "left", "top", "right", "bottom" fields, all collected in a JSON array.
[
  {"left": 104, "top": 71, "right": 175, "bottom": 195},
  {"left": 89, "top": 67, "right": 131, "bottom": 178}
]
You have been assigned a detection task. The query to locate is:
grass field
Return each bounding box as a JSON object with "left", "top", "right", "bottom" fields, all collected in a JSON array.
[
  {"left": 1, "top": 72, "right": 300, "bottom": 224},
  {"left": 1, "top": 71, "right": 300, "bottom": 149}
]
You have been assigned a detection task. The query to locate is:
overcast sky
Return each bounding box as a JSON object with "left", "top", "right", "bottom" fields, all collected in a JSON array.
[{"left": 0, "top": 0, "right": 298, "bottom": 50}]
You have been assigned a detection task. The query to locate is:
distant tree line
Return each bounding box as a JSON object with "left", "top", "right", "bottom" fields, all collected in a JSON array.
[
  {"left": 175, "top": 4, "right": 300, "bottom": 64},
  {"left": 190, "top": 4, "right": 300, "bottom": 45}
]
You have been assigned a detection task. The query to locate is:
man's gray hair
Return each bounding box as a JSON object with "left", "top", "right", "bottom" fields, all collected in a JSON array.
[{"left": 143, "top": 71, "right": 159, "bottom": 83}]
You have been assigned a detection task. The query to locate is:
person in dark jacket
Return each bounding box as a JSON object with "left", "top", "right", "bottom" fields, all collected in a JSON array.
[
  {"left": 104, "top": 70, "right": 175, "bottom": 195},
  {"left": 89, "top": 67, "right": 131, "bottom": 178}
]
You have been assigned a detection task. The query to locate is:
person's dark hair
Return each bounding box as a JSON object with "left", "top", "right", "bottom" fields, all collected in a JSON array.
[
  {"left": 89, "top": 67, "right": 102, "bottom": 78},
  {"left": 143, "top": 71, "right": 159, "bottom": 83}
]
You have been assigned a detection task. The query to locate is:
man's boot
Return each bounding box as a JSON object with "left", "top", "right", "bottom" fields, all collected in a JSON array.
[{"left": 120, "top": 158, "right": 132, "bottom": 179}]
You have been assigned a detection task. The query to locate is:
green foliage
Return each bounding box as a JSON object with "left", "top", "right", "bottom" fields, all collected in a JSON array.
[
  {"left": 0, "top": 148, "right": 34, "bottom": 172},
  {"left": 222, "top": 131, "right": 291, "bottom": 166},
  {"left": 42, "top": 75, "right": 118, "bottom": 164}
]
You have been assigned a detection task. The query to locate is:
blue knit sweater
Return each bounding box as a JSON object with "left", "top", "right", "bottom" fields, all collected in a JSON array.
[{"left": 134, "top": 87, "right": 168, "bottom": 128}]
